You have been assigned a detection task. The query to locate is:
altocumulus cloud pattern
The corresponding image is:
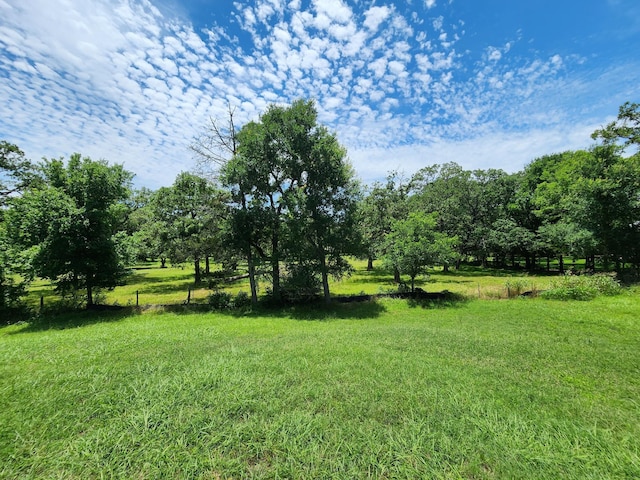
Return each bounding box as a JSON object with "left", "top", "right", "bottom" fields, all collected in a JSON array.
[{"left": 1, "top": 0, "right": 638, "bottom": 187}]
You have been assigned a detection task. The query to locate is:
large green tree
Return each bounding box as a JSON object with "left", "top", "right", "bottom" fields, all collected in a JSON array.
[
  {"left": 359, "top": 172, "right": 412, "bottom": 274},
  {"left": 384, "top": 212, "right": 457, "bottom": 293},
  {"left": 223, "top": 99, "right": 360, "bottom": 303},
  {"left": 152, "top": 172, "right": 228, "bottom": 284},
  {"left": 1, "top": 141, "right": 39, "bottom": 312},
  {"left": 6, "top": 154, "right": 133, "bottom": 307}
]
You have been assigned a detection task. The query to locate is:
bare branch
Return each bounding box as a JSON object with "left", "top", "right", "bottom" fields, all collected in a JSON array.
[{"left": 189, "top": 102, "right": 238, "bottom": 180}]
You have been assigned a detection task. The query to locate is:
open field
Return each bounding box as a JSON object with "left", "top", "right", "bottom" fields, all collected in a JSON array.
[
  {"left": 25, "top": 259, "right": 563, "bottom": 310},
  {"left": 2, "top": 293, "right": 640, "bottom": 478}
]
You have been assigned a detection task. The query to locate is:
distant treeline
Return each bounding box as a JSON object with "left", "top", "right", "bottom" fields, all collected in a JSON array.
[{"left": 1, "top": 100, "right": 638, "bottom": 311}]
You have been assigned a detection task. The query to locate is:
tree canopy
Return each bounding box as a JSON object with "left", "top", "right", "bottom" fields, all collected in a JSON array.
[
  {"left": 6, "top": 154, "right": 133, "bottom": 307},
  {"left": 2, "top": 100, "right": 639, "bottom": 311}
]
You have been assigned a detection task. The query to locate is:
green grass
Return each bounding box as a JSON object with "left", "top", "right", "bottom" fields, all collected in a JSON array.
[
  {"left": 25, "top": 259, "right": 554, "bottom": 309},
  {"left": 2, "top": 295, "right": 640, "bottom": 478}
]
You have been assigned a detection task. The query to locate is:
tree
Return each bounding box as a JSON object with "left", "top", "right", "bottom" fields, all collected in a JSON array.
[
  {"left": 0, "top": 141, "right": 39, "bottom": 205},
  {"left": 191, "top": 105, "right": 263, "bottom": 303},
  {"left": 223, "top": 99, "right": 361, "bottom": 303},
  {"left": 592, "top": 101, "right": 640, "bottom": 149},
  {"left": 190, "top": 103, "right": 239, "bottom": 180},
  {"left": 284, "top": 119, "right": 362, "bottom": 303},
  {"left": 384, "top": 212, "right": 457, "bottom": 293},
  {"left": 6, "top": 154, "right": 133, "bottom": 307},
  {"left": 412, "top": 163, "right": 516, "bottom": 268},
  {"left": 359, "top": 172, "right": 412, "bottom": 273},
  {"left": 1, "top": 141, "right": 39, "bottom": 312},
  {"left": 488, "top": 218, "right": 536, "bottom": 268},
  {"left": 152, "top": 172, "right": 227, "bottom": 284}
]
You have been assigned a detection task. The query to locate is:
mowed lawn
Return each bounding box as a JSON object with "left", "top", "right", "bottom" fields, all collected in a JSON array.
[{"left": 2, "top": 294, "right": 640, "bottom": 478}]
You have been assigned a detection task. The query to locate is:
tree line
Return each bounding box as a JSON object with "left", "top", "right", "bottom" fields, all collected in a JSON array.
[{"left": 1, "top": 100, "right": 638, "bottom": 312}]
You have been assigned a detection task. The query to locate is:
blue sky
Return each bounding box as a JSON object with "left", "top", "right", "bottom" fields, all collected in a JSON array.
[{"left": 1, "top": 0, "right": 638, "bottom": 188}]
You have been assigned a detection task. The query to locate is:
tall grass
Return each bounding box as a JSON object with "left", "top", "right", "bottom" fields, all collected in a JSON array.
[{"left": 2, "top": 296, "right": 639, "bottom": 478}]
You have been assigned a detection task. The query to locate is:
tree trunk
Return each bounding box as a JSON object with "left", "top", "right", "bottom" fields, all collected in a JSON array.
[
  {"left": 86, "top": 283, "right": 94, "bottom": 307},
  {"left": 195, "top": 258, "right": 201, "bottom": 283},
  {"left": 443, "top": 263, "right": 449, "bottom": 273},
  {"left": 247, "top": 249, "right": 258, "bottom": 305},
  {"left": 160, "top": 257, "right": 167, "bottom": 268},
  {"left": 559, "top": 254, "right": 564, "bottom": 274},
  {"left": 410, "top": 275, "right": 415, "bottom": 293},
  {"left": 393, "top": 266, "right": 401, "bottom": 284},
  {"left": 320, "top": 254, "right": 331, "bottom": 304},
  {"left": 205, "top": 256, "right": 210, "bottom": 275},
  {"left": 271, "top": 234, "right": 280, "bottom": 301},
  {"left": 367, "top": 256, "right": 374, "bottom": 271}
]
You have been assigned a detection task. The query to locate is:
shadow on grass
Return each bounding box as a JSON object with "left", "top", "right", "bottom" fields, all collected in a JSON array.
[
  {"left": 126, "top": 272, "right": 194, "bottom": 286},
  {"left": 5, "top": 291, "right": 468, "bottom": 334},
  {"left": 155, "top": 299, "right": 388, "bottom": 321},
  {"left": 438, "top": 265, "right": 559, "bottom": 278},
  {"left": 251, "top": 300, "right": 388, "bottom": 321},
  {"left": 7, "top": 306, "right": 141, "bottom": 334},
  {"left": 405, "top": 291, "right": 469, "bottom": 309},
  {"left": 134, "top": 281, "right": 201, "bottom": 296}
]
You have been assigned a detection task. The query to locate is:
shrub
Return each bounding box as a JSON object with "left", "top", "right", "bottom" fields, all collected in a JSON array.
[
  {"left": 541, "top": 273, "right": 621, "bottom": 301},
  {"left": 280, "top": 264, "right": 321, "bottom": 303},
  {"left": 505, "top": 278, "right": 529, "bottom": 298},
  {"left": 207, "top": 291, "right": 252, "bottom": 310},
  {"left": 207, "top": 291, "right": 233, "bottom": 309},
  {"left": 233, "top": 291, "right": 252, "bottom": 309}
]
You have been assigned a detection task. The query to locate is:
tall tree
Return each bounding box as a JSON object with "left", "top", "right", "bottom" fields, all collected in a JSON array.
[
  {"left": 223, "top": 99, "right": 361, "bottom": 303},
  {"left": 192, "top": 105, "right": 262, "bottom": 303},
  {"left": 6, "top": 154, "right": 133, "bottom": 307},
  {"left": 1, "top": 141, "right": 39, "bottom": 312},
  {"left": 152, "top": 172, "right": 227, "bottom": 284},
  {"left": 359, "top": 172, "right": 412, "bottom": 273},
  {"left": 384, "top": 212, "right": 457, "bottom": 293}
]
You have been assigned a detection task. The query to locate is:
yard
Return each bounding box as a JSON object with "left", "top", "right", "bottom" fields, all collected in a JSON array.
[{"left": 2, "top": 267, "right": 639, "bottom": 478}]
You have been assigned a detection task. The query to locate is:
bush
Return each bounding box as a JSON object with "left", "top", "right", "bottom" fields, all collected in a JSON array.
[
  {"left": 232, "top": 291, "right": 252, "bottom": 309},
  {"left": 541, "top": 273, "right": 621, "bottom": 301},
  {"left": 207, "top": 291, "right": 233, "bottom": 309},
  {"left": 280, "top": 264, "right": 321, "bottom": 303},
  {"left": 207, "top": 291, "right": 252, "bottom": 310}
]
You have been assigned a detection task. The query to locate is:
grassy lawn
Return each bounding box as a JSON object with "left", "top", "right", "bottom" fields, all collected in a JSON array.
[
  {"left": 25, "top": 259, "right": 557, "bottom": 309},
  {"left": 2, "top": 294, "right": 640, "bottom": 478}
]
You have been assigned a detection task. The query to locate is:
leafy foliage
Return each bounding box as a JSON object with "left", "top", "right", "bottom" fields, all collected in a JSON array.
[
  {"left": 384, "top": 212, "right": 457, "bottom": 292},
  {"left": 223, "top": 99, "right": 361, "bottom": 303},
  {"left": 6, "top": 154, "right": 133, "bottom": 307},
  {"left": 151, "top": 172, "right": 228, "bottom": 283},
  {"left": 541, "top": 273, "right": 622, "bottom": 300}
]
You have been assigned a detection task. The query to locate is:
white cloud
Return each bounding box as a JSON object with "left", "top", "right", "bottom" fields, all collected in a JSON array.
[
  {"left": 363, "top": 5, "right": 391, "bottom": 32},
  {"left": 313, "top": 0, "right": 352, "bottom": 24},
  {"left": 487, "top": 46, "right": 502, "bottom": 61},
  {"left": 0, "top": 0, "right": 635, "bottom": 189}
]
